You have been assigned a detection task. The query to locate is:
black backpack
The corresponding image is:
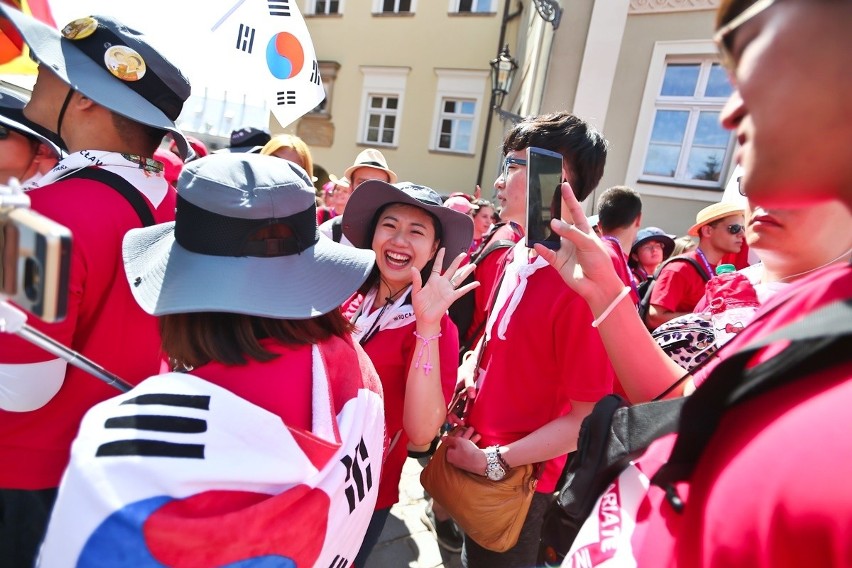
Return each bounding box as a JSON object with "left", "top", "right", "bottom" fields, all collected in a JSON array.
[
  {"left": 538, "top": 297, "right": 852, "bottom": 566},
  {"left": 636, "top": 255, "right": 711, "bottom": 325},
  {"left": 447, "top": 236, "right": 515, "bottom": 363}
]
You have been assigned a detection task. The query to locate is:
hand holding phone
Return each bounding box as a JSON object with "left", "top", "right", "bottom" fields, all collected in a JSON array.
[{"left": 525, "top": 146, "right": 564, "bottom": 250}]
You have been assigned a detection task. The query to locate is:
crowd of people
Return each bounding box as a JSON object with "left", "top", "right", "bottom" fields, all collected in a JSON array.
[{"left": 0, "top": 0, "right": 850, "bottom": 567}]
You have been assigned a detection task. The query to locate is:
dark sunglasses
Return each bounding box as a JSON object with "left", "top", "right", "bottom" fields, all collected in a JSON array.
[
  {"left": 713, "top": 0, "right": 777, "bottom": 72},
  {"left": 0, "top": 125, "right": 9, "bottom": 140},
  {"left": 725, "top": 223, "right": 744, "bottom": 235}
]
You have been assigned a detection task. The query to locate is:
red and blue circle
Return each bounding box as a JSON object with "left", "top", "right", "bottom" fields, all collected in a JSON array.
[{"left": 266, "top": 32, "right": 304, "bottom": 80}]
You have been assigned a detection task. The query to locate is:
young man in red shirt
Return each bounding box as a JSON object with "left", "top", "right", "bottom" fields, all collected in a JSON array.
[
  {"left": 596, "top": 185, "right": 642, "bottom": 306},
  {"left": 0, "top": 9, "right": 191, "bottom": 566},
  {"left": 646, "top": 201, "right": 744, "bottom": 329}
]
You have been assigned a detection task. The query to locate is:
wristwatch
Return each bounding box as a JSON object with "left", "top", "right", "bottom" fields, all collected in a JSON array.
[{"left": 484, "top": 446, "right": 507, "bottom": 481}]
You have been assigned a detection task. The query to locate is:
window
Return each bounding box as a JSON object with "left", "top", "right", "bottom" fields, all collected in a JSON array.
[
  {"left": 640, "top": 60, "right": 734, "bottom": 188},
  {"left": 307, "top": 0, "right": 341, "bottom": 15},
  {"left": 376, "top": 0, "right": 413, "bottom": 13},
  {"left": 430, "top": 69, "right": 488, "bottom": 154},
  {"left": 437, "top": 99, "right": 475, "bottom": 151},
  {"left": 451, "top": 0, "right": 494, "bottom": 13},
  {"left": 358, "top": 67, "right": 409, "bottom": 147},
  {"left": 365, "top": 95, "right": 399, "bottom": 144}
]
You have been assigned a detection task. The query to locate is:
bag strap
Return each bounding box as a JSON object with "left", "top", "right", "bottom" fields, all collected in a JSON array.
[
  {"left": 652, "top": 298, "right": 852, "bottom": 500},
  {"left": 63, "top": 167, "right": 156, "bottom": 227}
]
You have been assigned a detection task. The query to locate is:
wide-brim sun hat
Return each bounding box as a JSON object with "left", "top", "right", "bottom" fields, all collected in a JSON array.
[
  {"left": 122, "top": 153, "right": 375, "bottom": 318},
  {"left": 343, "top": 148, "right": 398, "bottom": 184},
  {"left": 0, "top": 87, "right": 63, "bottom": 158},
  {"left": 342, "top": 180, "right": 473, "bottom": 271},
  {"left": 0, "top": 6, "right": 193, "bottom": 160},
  {"left": 688, "top": 201, "right": 745, "bottom": 237},
  {"left": 631, "top": 227, "right": 676, "bottom": 259}
]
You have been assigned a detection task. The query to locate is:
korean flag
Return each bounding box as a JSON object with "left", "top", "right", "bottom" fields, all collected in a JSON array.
[{"left": 207, "top": 0, "right": 325, "bottom": 128}]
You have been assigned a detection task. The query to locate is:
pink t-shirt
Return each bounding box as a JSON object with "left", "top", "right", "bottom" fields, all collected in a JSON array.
[
  {"left": 0, "top": 173, "right": 176, "bottom": 489},
  {"left": 629, "top": 263, "right": 852, "bottom": 567}
]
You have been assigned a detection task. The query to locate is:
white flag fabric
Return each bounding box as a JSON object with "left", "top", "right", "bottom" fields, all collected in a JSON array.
[
  {"left": 39, "top": 344, "right": 385, "bottom": 568},
  {"left": 206, "top": 0, "right": 325, "bottom": 128}
]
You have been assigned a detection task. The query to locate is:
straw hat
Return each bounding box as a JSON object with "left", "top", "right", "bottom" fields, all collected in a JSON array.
[{"left": 688, "top": 202, "right": 745, "bottom": 237}]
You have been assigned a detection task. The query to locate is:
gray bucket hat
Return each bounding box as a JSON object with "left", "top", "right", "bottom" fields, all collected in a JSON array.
[
  {"left": 0, "top": 6, "right": 193, "bottom": 159},
  {"left": 0, "top": 86, "right": 63, "bottom": 158},
  {"left": 342, "top": 180, "right": 474, "bottom": 271},
  {"left": 631, "top": 227, "right": 676, "bottom": 259},
  {"left": 122, "top": 154, "right": 376, "bottom": 318}
]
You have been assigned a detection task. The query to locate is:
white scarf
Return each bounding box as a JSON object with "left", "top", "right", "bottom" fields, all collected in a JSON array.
[
  {"left": 26, "top": 150, "right": 170, "bottom": 208},
  {"left": 485, "top": 240, "right": 548, "bottom": 341},
  {"left": 351, "top": 285, "right": 416, "bottom": 343}
]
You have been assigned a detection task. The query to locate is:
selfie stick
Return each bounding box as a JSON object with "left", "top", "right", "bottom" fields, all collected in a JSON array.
[{"left": 0, "top": 300, "right": 132, "bottom": 393}]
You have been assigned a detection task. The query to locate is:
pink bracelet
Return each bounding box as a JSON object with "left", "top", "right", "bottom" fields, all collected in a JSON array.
[{"left": 413, "top": 331, "right": 442, "bottom": 375}]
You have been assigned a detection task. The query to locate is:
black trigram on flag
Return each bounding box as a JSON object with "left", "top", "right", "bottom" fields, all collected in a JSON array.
[
  {"left": 341, "top": 438, "right": 373, "bottom": 514},
  {"left": 95, "top": 393, "right": 210, "bottom": 459},
  {"left": 277, "top": 91, "right": 297, "bottom": 105},
  {"left": 236, "top": 23, "right": 256, "bottom": 53},
  {"left": 328, "top": 556, "right": 349, "bottom": 568},
  {"left": 310, "top": 60, "right": 321, "bottom": 86},
  {"left": 268, "top": 0, "right": 291, "bottom": 16}
]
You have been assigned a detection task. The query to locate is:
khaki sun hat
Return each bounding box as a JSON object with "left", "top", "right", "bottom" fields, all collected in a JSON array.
[{"left": 688, "top": 201, "right": 745, "bottom": 237}]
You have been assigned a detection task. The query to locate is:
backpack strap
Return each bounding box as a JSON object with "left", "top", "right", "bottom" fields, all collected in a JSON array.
[
  {"left": 471, "top": 238, "right": 516, "bottom": 266},
  {"left": 64, "top": 167, "right": 156, "bottom": 227},
  {"left": 638, "top": 255, "right": 711, "bottom": 322},
  {"left": 652, "top": 298, "right": 852, "bottom": 506}
]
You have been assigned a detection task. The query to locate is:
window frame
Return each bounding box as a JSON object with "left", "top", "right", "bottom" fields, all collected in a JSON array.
[
  {"left": 448, "top": 0, "right": 495, "bottom": 14},
  {"left": 372, "top": 0, "right": 417, "bottom": 14},
  {"left": 304, "top": 0, "right": 343, "bottom": 15},
  {"left": 626, "top": 41, "right": 737, "bottom": 201},
  {"left": 358, "top": 66, "right": 410, "bottom": 148},
  {"left": 429, "top": 68, "right": 488, "bottom": 155}
]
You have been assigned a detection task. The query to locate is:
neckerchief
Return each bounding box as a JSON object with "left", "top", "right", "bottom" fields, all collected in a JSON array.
[
  {"left": 26, "top": 150, "right": 169, "bottom": 208},
  {"left": 485, "top": 240, "right": 548, "bottom": 341},
  {"left": 350, "top": 285, "right": 415, "bottom": 344}
]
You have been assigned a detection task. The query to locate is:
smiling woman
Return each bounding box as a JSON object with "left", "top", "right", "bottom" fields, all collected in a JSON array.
[{"left": 339, "top": 180, "right": 475, "bottom": 567}]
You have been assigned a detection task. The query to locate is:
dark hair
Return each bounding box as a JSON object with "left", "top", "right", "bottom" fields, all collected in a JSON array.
[
  {"left": 356, "top": 201, "right": 442, "bottom": 297},
  {"left": 110, "top": 112, "right": 168, "bottom": 155},
  {"left": 502, "top": 111, "right": 608, "bottom": 201},
  {"left": 597, "top": 186, "right": 642, "bottom": 232},
  {"left": 160, "top": 311, "right": 353, "bottom": 369}
]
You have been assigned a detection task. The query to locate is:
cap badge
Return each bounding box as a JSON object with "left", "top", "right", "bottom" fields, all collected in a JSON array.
[
  {"left": 61, "top": 17, "right": 98, "bottom": 40},
  {"left": 104, "top": 45, "right": 146, "bottom": 82}
]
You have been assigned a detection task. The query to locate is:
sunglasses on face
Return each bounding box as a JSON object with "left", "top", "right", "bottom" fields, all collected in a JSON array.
[
  {"left": 714, "top": 0, "right": 778, "bottom": 72},
  {"left": 501, "top": 156, "right": 527, "bottom": 180},
  {"left": 724, "top": 223, "right": 744, "bottom": 235},
  {"left": 0, "top": 125, "right": 9, "bottom": 140}
]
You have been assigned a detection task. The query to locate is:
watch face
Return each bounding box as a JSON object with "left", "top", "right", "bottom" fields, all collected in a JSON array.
[{"left": 487, "top": 467, "right": 506, "bottom": 481}]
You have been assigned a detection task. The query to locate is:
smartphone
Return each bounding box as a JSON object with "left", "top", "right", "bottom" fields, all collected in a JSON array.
[
  {"left": 1, "top": 207, "right": 72, "bottom": 322},
  {"left": 525, "top": 146, "right": 564, "bottom": 249}
]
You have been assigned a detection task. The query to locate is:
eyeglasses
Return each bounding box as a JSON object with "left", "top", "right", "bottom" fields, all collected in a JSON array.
[
  {"left": 725, "top": 224, "right": 744, "bottom": 235},
  {"left": 0, "top": 125, "right": 9, "bottom": 140},
  {"left": 501, "top": 156, "right": 527, "bottom": 181},
  {"left": 639, "top": 242, "right": 664, "bottom": 252},
  {"left": 713, "top": 0, "right": 777, "bottom": 71}
]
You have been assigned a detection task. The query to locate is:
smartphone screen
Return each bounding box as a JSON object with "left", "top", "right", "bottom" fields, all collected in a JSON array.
[{"left": 525, "top": 146, "right": 564, "bottom": 249}]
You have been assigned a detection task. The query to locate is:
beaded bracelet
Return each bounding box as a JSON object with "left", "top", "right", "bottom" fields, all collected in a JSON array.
[
  {"left": 591, "top": 286, "right": 631, "bottom": 328},
  {"left": 413, "top": 331, "right": 442, "bottom": 375}
]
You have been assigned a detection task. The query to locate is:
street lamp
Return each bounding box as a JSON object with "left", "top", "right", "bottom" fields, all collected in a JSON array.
[
  {"left": 476, "top": 45, "right": 520, "bottom": 187},
  {"left": 490, "top": 45, "right": 518, "bottom": 111}
]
